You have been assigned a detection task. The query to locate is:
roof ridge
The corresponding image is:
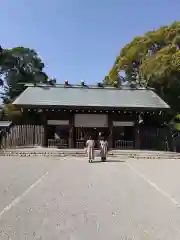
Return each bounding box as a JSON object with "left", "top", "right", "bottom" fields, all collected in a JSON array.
[{"left": 24, "top": 83, "right": 152, "bottom": 91}]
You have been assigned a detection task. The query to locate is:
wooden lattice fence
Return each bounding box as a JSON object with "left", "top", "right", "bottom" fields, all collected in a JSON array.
[{"left": 1, "top": 125, "right": 44, "bottom": 149}]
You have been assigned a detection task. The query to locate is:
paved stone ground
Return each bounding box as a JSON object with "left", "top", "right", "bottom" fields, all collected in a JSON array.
[{"left": 0, "top": 157, "right": 180, "bottom": 239}]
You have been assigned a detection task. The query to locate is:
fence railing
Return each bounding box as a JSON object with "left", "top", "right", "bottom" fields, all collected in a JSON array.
[
  {"left": 0, "top": 125, "right": 172, "bottom": 151},
  {"left": 140, "top": 136, "right": 169, "bottom": 151},
  {"left": 1, "top": 125, "right": 44, "bottom": 149},
  {"left": 114, "top": 140, "right": 134, "bottom": 149},
  {"left": 48, "top": 139, "right": 68, "bottom": 148},
  {"left": 76, "top": 141, "right": 85, "bottom": 149}
]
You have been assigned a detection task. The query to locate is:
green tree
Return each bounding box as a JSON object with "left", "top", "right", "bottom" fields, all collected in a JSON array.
[
  {"left": 0, "top": 46, "right": 53, "bottom": 121},
  {"left": 107, "top": 21, "right": 180, "bottom": 111},
  {"left": 0, "top": 47, "right": 48, "bottom": 103},
  {"left": 2, "top": 103, "right": 22, "bottom": 121}
]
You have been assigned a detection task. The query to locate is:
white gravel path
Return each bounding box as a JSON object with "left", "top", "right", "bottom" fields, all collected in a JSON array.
[{"left": 0, "top": 157, "right": 180, "bottom": 239}]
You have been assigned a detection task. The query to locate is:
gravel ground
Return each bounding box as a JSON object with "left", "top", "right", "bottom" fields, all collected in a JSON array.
[{"left": 0, "top": 156, "right": 180, "bottom": 239}]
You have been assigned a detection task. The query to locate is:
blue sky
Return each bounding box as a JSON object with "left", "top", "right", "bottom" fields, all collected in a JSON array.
[{"left": 0, "top": 0, "right": 179, "bottom": 84}]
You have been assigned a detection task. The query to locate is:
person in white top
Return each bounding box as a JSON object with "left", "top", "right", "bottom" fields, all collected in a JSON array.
[{"left": 86, "top": 136, "right": 95, "bottom": 163}]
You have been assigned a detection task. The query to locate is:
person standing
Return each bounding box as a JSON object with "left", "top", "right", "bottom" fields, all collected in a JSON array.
[
  {"left": 86, "top": 136, "right": 95, "bottom": 163},
  {"left": 100, "top": 139, "right": 108, "bottom": 162}
]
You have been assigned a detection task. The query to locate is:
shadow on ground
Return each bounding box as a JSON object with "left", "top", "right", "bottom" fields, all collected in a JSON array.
[{"left": 91, "top": 159, "right": 125, "bottom": 163}]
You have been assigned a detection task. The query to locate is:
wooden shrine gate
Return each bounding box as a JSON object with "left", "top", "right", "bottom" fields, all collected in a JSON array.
[{"left": 75, "top": 127, "right": 109, "bottom": 149}]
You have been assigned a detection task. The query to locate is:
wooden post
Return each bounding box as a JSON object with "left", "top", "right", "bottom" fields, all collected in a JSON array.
[
  {"left": 4, "top": 131, "right": 7, "bottom": 149},
  {"left": 43, "top": 115, "right": 48, "bottom": 147},
  {"left": 108, "top": 115, "right": 113, "bottom": 149},
  {"left": 133, "top": 112, "right": 140, "bottom": 149},
  {"left": 134, "top": 124, "right": 140, "bottom": 149},
  {"left": 33, "top": 125, "right": 36, "bottom": 146},
  {"left": 68, "top": 114, "right": 74, "bottom": 148}
]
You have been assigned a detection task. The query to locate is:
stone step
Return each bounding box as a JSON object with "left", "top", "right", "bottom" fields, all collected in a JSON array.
[{"left": 0, "top": 148, "right": 180, "bottom": 159}]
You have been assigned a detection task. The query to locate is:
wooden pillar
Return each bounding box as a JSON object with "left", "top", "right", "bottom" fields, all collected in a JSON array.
[
  {"left": 108, "top": 114, "right": 113, "bottom": 149},
  {"left": 4, "top": 131, "right": 7, "bottom": 149},
  {"left": 68, "top": 113, "right": 74, "bottom": 148},
  {"left": 43, "top": 115, "right": 48, "bottom": 147},
  {"left": 134, "top": 123, "right": 140, "bottom": 149},
  {"left": 166, "top": 127, "right": 174, "bottom": 152}
]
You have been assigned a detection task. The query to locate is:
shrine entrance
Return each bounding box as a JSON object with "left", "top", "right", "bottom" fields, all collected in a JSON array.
[
  {"left": 74, "top": 113, "right": 109, "bottom": 148},
  {"left": 46, "top": 120, "right": 69, "bottom": 148},
  {"left": 112, "top": 121, "right": 135, "bottom": 149},
  {"left": 75, "top": 127, "right": 108, "bottom": 148}
]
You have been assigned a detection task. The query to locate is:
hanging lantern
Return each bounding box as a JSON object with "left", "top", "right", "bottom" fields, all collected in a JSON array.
[{"left": 138, "top": 113, "right": 144, "bottom": 124}]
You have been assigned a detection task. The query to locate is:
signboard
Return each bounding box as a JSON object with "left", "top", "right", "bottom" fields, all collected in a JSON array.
[
  {"left": 47, "top": 120, "right": 69, "bottom": 125},
  {"left": 75, "top": 114, "right": 108, "bottom": 127},
  {"left": 113, "top": 121, "right": 134, "bottom": 127}
]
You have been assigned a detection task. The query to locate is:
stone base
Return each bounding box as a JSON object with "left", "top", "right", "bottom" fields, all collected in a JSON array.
[{"left": 0, "top": 147, "right": 180, "bottom": 159}]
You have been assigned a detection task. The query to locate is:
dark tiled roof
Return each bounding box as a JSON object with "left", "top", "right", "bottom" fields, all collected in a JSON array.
[{"left": 12, "top": 85, "right": 170, "bottom": 109}]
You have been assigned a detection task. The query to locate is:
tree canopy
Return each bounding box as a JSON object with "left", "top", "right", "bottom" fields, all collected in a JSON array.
[
  {"left": 106, "top": 21, "right": 180, "bottom": 111},
  {"left": 0, "top": 47, "right": 50, "bottom": 103},
  {"left": 0, "top": 46, "right": 56, "bottom": 120}
]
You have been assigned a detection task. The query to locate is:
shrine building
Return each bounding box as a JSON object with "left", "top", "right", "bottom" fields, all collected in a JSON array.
[{"left": 12, "top": 82, "right": 170, "bottom": 150}]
